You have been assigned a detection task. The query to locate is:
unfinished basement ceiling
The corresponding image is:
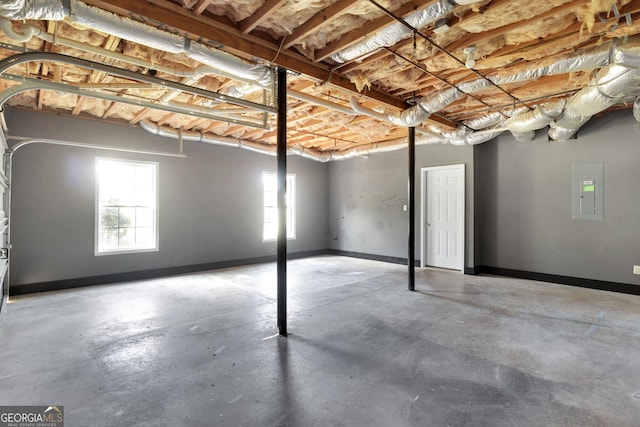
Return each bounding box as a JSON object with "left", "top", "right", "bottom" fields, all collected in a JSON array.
[{"left": 0, "top": 0, "right": 640, "bottom": 160}]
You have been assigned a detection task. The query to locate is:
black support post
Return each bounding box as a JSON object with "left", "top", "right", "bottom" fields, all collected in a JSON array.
[
  {"left": 276, "top": 67, "right": 288, "bottom": 336},
  {"left": 408, "top": 126, "right": 416, "bottom": 291}
]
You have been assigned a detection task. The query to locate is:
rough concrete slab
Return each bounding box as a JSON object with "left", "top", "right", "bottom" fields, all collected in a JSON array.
[{"left": 1, "top": 256, "right": 639, "bottom": 426}]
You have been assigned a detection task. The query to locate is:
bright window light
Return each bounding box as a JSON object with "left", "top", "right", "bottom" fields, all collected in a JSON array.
[
  {"left": 263, "top": 172, "right": 295, "bottom": 241},
  {"left": 96, "top": 158, "right": 158, "bottom": 255}
]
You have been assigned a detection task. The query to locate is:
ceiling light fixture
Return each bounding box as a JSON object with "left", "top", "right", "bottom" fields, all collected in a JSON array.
[{"left": 463, "top": 46, "right": 477, "bottom": 69}]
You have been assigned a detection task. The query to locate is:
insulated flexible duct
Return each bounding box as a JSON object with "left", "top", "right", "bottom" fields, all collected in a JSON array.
[
  {"left": 503, "top": 102, "right": 566, "bottom": 133},
  {"left": 2, "top": 1, "right": 639, "bottom": 155},
  {"left": 139, "top": 120, "right": 422, "bottom": 162},
  {"left": 1, "top": 20, "right": 357, "bottom": 115},
  {"left": 547, "top": 108, "right": 589, "bottom": 141},
  {"left": 634, "top": 96, "right": 640, "bottom": 122},
  {"left": 373, "top": 42, "right": 621, "bottom": 128},
  {"left": 139, "top": 120, "right": 288, "bottom": 157},
  {"left": 330, "top": 0, "right": 483, "bottom": 63},
  {"left": 348, "top": 37, "right": 640, "bottom": 145},
  {"left": 549, "top": 41, "right": 640, "bottom": 141},
  {"left": 0, "top": 0, "right": 273, "bottom": 89},
  {"left": 450, "top": 129, "right": 504, "bottom": 145},
  {"left": 412, "top": 127, "right": 504, "bottom": 146},
  {"left": 510, "top": 130, "right": 536, "bottom": 142},
  {"left": 0, "top": 0, "right": 66, "bottom": 20}
]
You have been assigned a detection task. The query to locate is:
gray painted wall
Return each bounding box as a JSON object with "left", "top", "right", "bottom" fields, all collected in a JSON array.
[
  {"left": 7, "top": 106, "right": 639, "bottom": 289},
  {"left": 476, "top": 110, "right": 640, "bottom": 285},
  {"left": 7, "top": 108, "right": 329, "bottom": 287},
  {"left": 328, "top": 145, "right": 475, "bottom": 268}
]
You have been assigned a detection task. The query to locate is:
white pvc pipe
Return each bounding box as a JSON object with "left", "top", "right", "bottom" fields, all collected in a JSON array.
[
  {"left": 7, "top": 136, "right": 187, "bottom": 158},
  {"left": 0, "top": 18, "right": 39, "bottom": 42}
]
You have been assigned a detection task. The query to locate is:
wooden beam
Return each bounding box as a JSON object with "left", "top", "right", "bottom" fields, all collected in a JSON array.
[
  {"left": 239, "top": 128, "right": 270, "bottom": 139},
  {"left": 288, "top": 133, "right": 317, "bottom": 144},
  {"left": 53, "top": 64, "right": 61, "bottom": 83},
  {"left": 37, "top": 89, "right": 44, "bottom": 110},
  {"left": 221, "top": 125, "right": 247, "bottom": 136},
  {"left": 444, "top": 0, "right": 585, "bottom": 54},
  {"left": 184, "top": 117, "right": 207, "bottom": 130},
  {"left": 337, "top": 43, "right": 402, "bottom": 74},
  {"left": 239, "top": 0, "right": 288, "bottom": 34},
  {"left": 192, "top": 0, "right": 212, "bottom": 16},
  {"left": 315, "top": 0, "right": 437, "bottom": 62},
  {"left": 283, "top": 0, "right": 361, "bottom": 49},
  {"left": 71, "top": 95, "right": 88, "bottom": 115},
  {"left": 391, "top": 68, "right": 473, "bottom": 98},
  {"left": 120, "top": 0, "right": 456, "bottom": 129},
  {"left": 72, "top": 34, "right": 121, "bottom": 116},
  {"left": 478, "top": 4, "right": 640, "bottom": 69},
  {"left": 40, "top": 21, "right": 57, "bottom": 77},
  {"left": 157, "top": 111, "right": 176, "bottom": 126},
  {"left": 82, "top": 0, "right": 410, "bottom": 111},
  {"left": 289, "top": 116, "right": 324, "bottom": 128},
  {"left": 203, "top": 121, "right": 231, "bottom": 133},
  {"left": 102, "top": 101, "right": 120, "bottom": 119},
  {"left": 129, "top": 107, "right": 151, "bottom": 124}
]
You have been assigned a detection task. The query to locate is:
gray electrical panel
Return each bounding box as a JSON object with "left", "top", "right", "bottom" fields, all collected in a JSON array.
[{"left": 572, "top": 163, "right": 603, "bottom": 220}]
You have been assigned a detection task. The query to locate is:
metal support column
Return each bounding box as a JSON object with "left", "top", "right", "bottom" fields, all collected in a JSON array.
[
  {"left": 277, "top": 67, "right": 288, "bottom": 336},
  {"left": 408, "top": 126, "right": 416, "bottom": 291}
]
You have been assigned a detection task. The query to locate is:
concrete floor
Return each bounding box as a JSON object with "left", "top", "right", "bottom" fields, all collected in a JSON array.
[{"left": 1, "top": 256, "right": 639, "bottom": 426}]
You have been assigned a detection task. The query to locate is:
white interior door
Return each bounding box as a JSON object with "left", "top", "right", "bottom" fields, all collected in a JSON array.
[{"left": 421, "top": 165, "right": 465, "bottom": 271}]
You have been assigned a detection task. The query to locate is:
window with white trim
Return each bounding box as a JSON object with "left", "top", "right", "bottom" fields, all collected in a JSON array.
[
  {"left": 96, "top": 158, "right": 158, "bottom": 254},
  {"left": 263, "top": 172, "right": 295, "bottom": 241}
]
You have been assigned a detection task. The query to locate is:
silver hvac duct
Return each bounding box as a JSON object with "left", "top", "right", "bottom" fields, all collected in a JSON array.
[
  {"left": 2, "top": 1, "right": 639, "bottom": 156},
  {"left": 287, "top": 146, "right": 333, "bottom": 162},
  {"left": 329, "top": 137, "right": 409, "bottom": 160},
  {"left": 0, "top": 0, "right": 66, "bottom": 20},
  {"left": 549, "top": 43, "right": 640, "bottom": 141},
  {"left": 463, "top": 111, "right": 505, "bottom": 130},
  {"left": 634, "top": 96, "right": 640, "bottom": 122},
  {"left": 367, "top": 42, "right": 618, "bottom": 128},
  {"left": 140, "top": 120, "right": 336, "bottom": 161},
  {"left": 140, "top": 119, "right": 372, "bottom": 162},
  {"left": 138, "top": 120, "right": 279, "bottom": 156},
  {"left": 0, "top": 0, "right": 273, "bottom": 89},
  {"left": 138, "top": 120, "right": 424, "bottom": 162},
  {"left": 502, "top": 102, "right": 566, "bottom": 133},
  {"left": 510, "top": 130, "right": 536, "bottom": 143},
  {"left": 351, "top": 38, "right": 640, "bottom": 144},
  {"left": 0, "top": 21, "right": 356, "bottom": 115},
  {"left": 330, "top": 0, "right": 484, "bottom": 63},
  {"left": 449, "top": 129, "right": 504, "bottom": 146},
  {"left": 503, "top": 101, "right": 566, "bottom": 141}
]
